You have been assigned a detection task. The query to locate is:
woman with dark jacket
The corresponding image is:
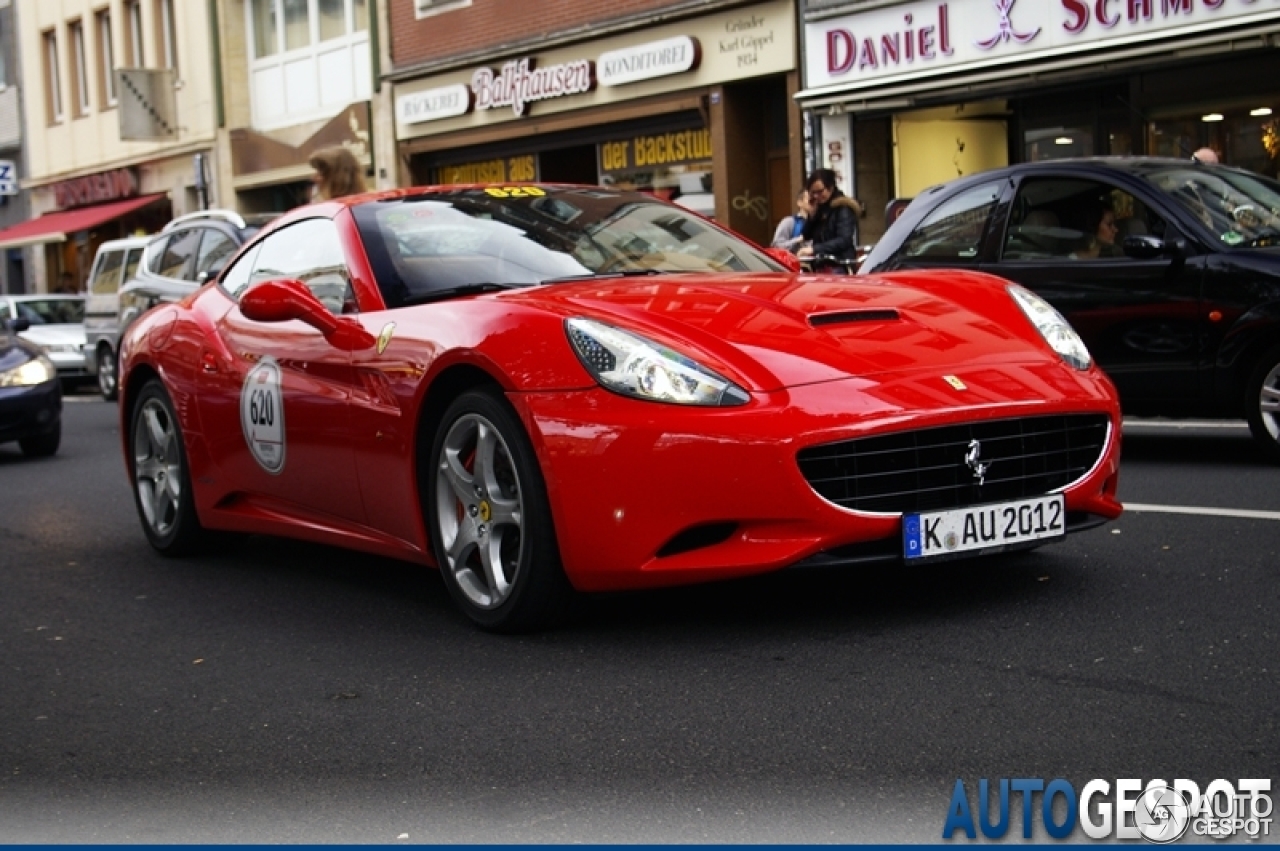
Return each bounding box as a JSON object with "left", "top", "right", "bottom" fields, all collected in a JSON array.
[{"left": 796, "top": 168, "right": 862, "bottom": 270}]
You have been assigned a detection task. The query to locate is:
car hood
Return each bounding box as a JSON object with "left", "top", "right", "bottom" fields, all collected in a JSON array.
[
  {"left": 19, "top": 324, "right": 87, "bottom": 347},
  {"left": 508, "top": 271, "right": 1062, "bottom": 391}
]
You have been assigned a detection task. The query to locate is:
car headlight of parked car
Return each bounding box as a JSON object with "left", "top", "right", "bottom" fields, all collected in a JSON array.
[
  {"left": 0, "top": 353, "right": 57, "bottom": 387},
  {"left": 1008, "top": 284, "right": 1093, "bottom": 371},
  {"left": 566, "top": 317, "right": 749, "bottom": 406}
]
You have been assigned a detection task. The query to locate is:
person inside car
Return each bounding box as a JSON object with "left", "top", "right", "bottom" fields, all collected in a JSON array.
[
  {"left": 1071, "top": 202, "right": 1122, "bottom": 259},
  {"left": 796, "top": 169, "right": 861, "bottom": 271}
]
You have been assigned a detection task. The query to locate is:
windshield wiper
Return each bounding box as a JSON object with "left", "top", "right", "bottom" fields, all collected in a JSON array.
[
  {"left": 542, "top": 269, "right": 670, "bottom": 284},
  {"left": 401, "top": 283, "right": 523, "bottom": 305}
]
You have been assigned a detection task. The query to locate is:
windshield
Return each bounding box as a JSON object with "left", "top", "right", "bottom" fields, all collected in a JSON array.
[
  {"left": 8, "top": 298, "right": 84, "bottom": 324},
  {"left": 351, "top": 186, "right": 781, "bottom": 307},
  {"left": 1147, "top": 166, "right": 1280, "bottom": 248}
]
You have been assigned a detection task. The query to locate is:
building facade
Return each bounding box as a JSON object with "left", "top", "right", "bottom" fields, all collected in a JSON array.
[
  {"left": 0, "top": 1, "right": 32, "bottom": 293},
  {"left": 798, "top": 0, "right": 1280, "bottom": 245},
  {"left": 386, "top": 0, "right": 803, "bottom": 247}
]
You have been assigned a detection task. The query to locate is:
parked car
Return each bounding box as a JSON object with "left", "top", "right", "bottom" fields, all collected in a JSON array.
[
  {"left": 84, "top": 235, "right": 150, "bottom": 400},
  {"left": 0, "top": 322, "right": 61, "bottom": 457},
  {"left": 0, "top": 294, "right": 89, "bottom": 388},
  {"left": 119, "top": 183, "right": 1122, "bottom": 632},
  {"left": 116, "top": 210, "right": 273, "bottom": 364},
  {"left": 859, "top": 157, "right": 1280, "bottom": 462}
]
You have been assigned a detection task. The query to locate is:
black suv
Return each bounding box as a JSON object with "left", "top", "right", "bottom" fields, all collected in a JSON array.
[
  {"left": 860, "top": 157, "right": 1280, "bottom": 462},
  {"left": 117, "top": 210, "right": 275, "bottom": 351}
]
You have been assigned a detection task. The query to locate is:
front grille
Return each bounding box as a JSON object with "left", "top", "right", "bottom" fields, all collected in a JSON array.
[{"left": 797, "top": 414, "right": 1109, "bottom": 514}]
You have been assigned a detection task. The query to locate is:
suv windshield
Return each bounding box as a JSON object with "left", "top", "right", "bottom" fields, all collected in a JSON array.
[
  {"left": 1147, "top": 166, "right": 1280, "bottom": 248},
  {"left": 351, "top": 186, "right": 781, "bottom": 307}
]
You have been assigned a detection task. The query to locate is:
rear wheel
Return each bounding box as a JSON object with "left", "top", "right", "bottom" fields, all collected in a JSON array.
[
  {"left": 18, "top": 422, "right": 60, "bottom": 458},
  {"left": 98, "top": 345, "right": 118, "bottom": 401},
  {"left": 426, "top": 389, "right": 573, "bottom": 632},
  {"left": 131, "top": 379, "right": 206, "bottom": 554},
  {"left": 1245, "top": 346, "right": 1280, "bottom": 463}
]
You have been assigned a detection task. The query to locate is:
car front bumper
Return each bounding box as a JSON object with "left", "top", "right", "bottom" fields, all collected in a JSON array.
[
  {"left": 519, "top": 365, "right": 1123, "bottom": 592},
  {"left": 0, "top": 380, "right": 62, "bottom": 445}
]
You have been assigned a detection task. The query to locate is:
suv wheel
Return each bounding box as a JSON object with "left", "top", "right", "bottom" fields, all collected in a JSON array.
[{"left": 98, "top": 345, "right": 118, "bottom": 401}]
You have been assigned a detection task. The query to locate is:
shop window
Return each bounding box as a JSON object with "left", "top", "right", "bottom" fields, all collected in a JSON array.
[
  {"left": 43, "top": 30, "right": 63, "bottom": 125},
  {"left": 597, "top": 127, "right": 714, "bottom": 217},
  {"left": 1149, "top": 104, "right": 1280, "bottom": 178},
  {"left": 248, "top": 0, "right": 371, "bottom": 129},
  {"left": 97, "top": 11, "right": 117, "bottom": 108},
  {"left": 1024, "top": 126, "right": 1094, "bottom": 162}
]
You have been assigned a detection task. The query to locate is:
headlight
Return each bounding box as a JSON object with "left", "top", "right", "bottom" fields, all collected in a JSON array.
[
  {"left": 0, "top": 354, "right": 57, "bottom": 387},
  {"left": 1008, "top": 284, "right": 1092, "bottom": 370},
  {"left": 566, "top": 317, "right": 749, "bottom": 406}
]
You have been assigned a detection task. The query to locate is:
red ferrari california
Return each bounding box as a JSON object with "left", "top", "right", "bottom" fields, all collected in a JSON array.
[{"left": 120, "top": 185, "right": 1122, "bottom": 631}]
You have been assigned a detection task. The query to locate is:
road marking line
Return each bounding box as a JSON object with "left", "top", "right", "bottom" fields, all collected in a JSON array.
[
  {"left": 1122, "top": 419, "right": 1249, "bottom": 430},
  {"left": 1125, "top": 502, "right": 1280, "bottom": 521}
]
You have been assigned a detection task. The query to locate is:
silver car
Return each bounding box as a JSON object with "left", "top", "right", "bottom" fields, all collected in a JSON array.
[
  {"left": 84, "top": 235, "right": 150, "bottom": 400},
  {"left": 0, "top": 294, "right": 89, "bottom": 387}
]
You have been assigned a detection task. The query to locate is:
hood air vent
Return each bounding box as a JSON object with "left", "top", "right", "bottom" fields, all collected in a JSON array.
[{"left": 808, "top": 309, "right": 901, "bottom": 327}]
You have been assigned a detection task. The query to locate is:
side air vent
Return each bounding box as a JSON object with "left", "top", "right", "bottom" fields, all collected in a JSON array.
[
  {"left": 656, "top": 522, "right": 738, "bottom": 558},
  {"left": 808, "top": 309, "right": 900, "bottom": 327}
]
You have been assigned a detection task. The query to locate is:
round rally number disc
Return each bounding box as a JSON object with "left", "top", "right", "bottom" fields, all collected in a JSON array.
[{"left": 241, "top": 356, "right": 286, "bottom": 474}]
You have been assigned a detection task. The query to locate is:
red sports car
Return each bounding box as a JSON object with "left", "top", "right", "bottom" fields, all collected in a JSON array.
[{"left": 120, "top": 185, "right": 1123, "bottom": 631}]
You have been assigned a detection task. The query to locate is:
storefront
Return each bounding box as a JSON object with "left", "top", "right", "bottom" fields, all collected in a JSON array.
[
  {"left": 391, "top": 0, "right": 798, "bottom": 246},
  {"left": 0, "top": 166, "right": 173, "bottom": 293},
  {"left": 798, "top": 0, "right": 1280, "bottom": 243}
]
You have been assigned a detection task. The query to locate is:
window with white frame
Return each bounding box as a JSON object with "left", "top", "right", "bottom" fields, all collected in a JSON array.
[
  {"left": 125, "top": 0, "right": 144, "bottom": 67},
  {"left": 156, "top": 0, "right": 178, "bottom": 72},
  {"left": 415, "top": 0, "right": 471, "bottom": 17},
  {"left": 71, "top": 20, "right": 90, "bottom": 117},
  {"left": 44, "top": 30, "right": 63, "bottom": 124},
  {"left": 97, "top": 11, "right": 117, "bottom": 107},
  {"left": 247, "top": 0, "right": 371, "bottom": 130}
]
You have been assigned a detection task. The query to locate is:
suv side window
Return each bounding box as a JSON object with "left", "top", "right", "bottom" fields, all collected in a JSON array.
[
  {"left": 123, "top": 247, "right": 145, "bottom": 282},
  {"left": 88, "top": 249, "right": 124, "bottom": 295},
  {"left": 1002, "top": 178, "right": 1165, "bottom": 261},
  {"left": 898, "top": 181, "right": 1002, "bottom": 263},
  {"left": 195, "top": 230, "right": 239, "bottom": 283},
  {"left": 245, "top": 219, "right": 353, "bottom": 314},
  {"left": 145, "top": 236, "right": 170, "bottom": 275},
  {"left": 157, "top": 228, "right": 203, "bottom": 280}
]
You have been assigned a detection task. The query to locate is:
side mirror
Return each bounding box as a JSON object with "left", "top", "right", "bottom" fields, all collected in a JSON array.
[
  {"left": 6, "top": 317, "right": 31, "bottom": 334},
  {"left": 765, "top": 247, "right": 803, "bottom": 273},
  {"left": 240, "top": 278, "right": 375, "bottom": 351},
  {"left": 1122, "top": 234, "right": 1169, "bottom": 260}
]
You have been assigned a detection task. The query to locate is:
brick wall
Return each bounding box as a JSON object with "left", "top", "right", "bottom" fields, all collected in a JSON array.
[{"left": 390, "top": 0, "right": 736, "bottom": 70}]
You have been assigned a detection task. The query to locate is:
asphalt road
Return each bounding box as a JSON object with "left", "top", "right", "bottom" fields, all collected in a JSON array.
[{"left": 0, "top": 396, "right": 1276, "bottom": 842}]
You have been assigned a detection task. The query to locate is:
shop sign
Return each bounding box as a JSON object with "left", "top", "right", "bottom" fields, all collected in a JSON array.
[
  {"left": 438, "top": 155, "right": 537, "bottom": 184},
  {"left": 599, "top": 128, "right": 713, "bottom": 174},
  {"left": 472, "top": 57, "right": 595, "bottom": 117},
  {"left": 598, "top": 37, "right": 702, "bottom": 87},
  {"left": 0, "top": 160, "right": 17, "bottom": 196},
  {"left": 805, "top": 0, "right": 1280, "bottom": 93},
  {"left": 397, "top": 84, "right": 474, "bottom": 125},
  {"left": 231, "top": 102, "right": 370, "bottom": 179},
  {"left": 52, "top": 168, "right": 138, "bottom": 210}
]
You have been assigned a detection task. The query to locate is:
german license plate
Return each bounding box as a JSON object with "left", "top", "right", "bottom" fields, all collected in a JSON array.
[{"left": 903, "top": 494, "right": 1065, "bottom": 561}]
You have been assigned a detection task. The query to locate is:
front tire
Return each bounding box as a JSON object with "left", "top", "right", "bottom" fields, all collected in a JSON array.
[
  {"left": 98, "top": 345, "right": 118, "bottom": 401},
  {"left": 426, "top": 389, "right": 572, "bottom": 632},
  {"left": 130, "top": 379, "right": 206, "bottom": 554},
  {"left": 1246, "top": 346, "right": 1280, "bottom": 464},
  {"left": 18, "top": 422, "right": 60, "bottom": 458}
]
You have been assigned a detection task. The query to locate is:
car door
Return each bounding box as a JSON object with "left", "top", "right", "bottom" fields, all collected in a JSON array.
[
  {"left": 195, "top": 218, "right": 366, "bottom": 527},
  {"left": 982, "top": 174, "right": 1205, "bottom": 407}
]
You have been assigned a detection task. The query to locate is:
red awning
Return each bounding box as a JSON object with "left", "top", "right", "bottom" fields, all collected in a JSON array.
[{"left": 0, "top": 193, "right": 169, "bottom": 250}]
